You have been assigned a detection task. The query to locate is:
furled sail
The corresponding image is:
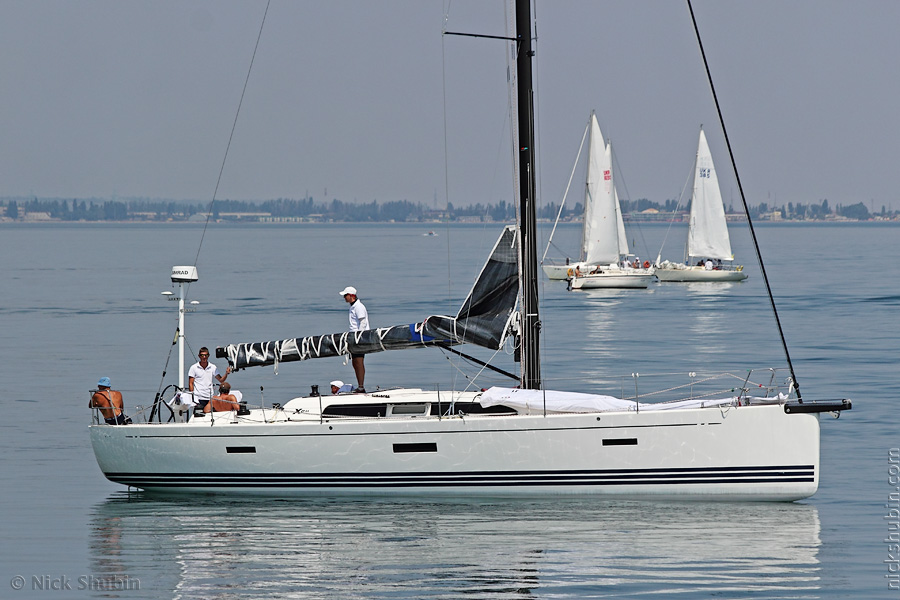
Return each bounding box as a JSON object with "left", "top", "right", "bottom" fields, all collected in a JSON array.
[{"left": 217, "top": 226, "right": 520, "bottom": 370}]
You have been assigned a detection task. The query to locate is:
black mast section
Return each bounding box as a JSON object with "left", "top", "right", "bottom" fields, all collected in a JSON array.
[{"left": 515, "top": 0, "right": 541, "bottom": 390}]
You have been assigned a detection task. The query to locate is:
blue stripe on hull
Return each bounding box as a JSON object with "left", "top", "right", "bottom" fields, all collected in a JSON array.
[{"left": 106, "top": 465, "right": 815, "bottom": 489}]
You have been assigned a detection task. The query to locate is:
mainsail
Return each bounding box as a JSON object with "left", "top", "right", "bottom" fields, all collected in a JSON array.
[
  {"left": 581, "top": 113, "right": 622, "bottom": 265},
  {"left": 218, "top": 226, "right": 520, "bottom": 370}
]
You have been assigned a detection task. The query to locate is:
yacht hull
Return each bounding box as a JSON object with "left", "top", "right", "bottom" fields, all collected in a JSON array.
[
  {"left": 543, "top": 264, "right": 571, "bottom": 280},
  {"left": 569, "top": 273, "right": 654, "bottom": 289},
  {"left": 655, "top": 266, "right": 748, "bottom": 282},
  {"left": 543, "top": 263, "right": 583, "bottom": 280},
  {"left": 90, "top": 400, "right": 819, "bottom": 500}
]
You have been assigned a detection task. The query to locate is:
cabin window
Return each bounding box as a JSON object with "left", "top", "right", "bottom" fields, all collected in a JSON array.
[
  {"left": 602, "top": 438, "right": 637, "bottom": 446},
  {"left": 393, "top": 442, "right": 437, "bottom": 453},
  {"left": 388, "top": 403, "right": 429, "bottom": 416},
  {"left": 323, "top": 403, "right": 387, "bottom": 418}
]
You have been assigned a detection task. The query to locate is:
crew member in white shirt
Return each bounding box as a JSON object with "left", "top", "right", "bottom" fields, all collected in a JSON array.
[
  {"left": 339, "top": 286, "right": 369, "bottom": 393},
  {"left": 188, "top": 347, "right": 231, "bottom": 408}
]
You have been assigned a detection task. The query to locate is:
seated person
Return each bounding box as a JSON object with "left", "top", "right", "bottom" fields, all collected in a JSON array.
[
  {"left": 204, "top": 382, "right": 241, "bottom": 413},
  {"left": 330, "top": 380, "right": 353, "bottom": 395},
  {"left": 90, "top": 377, "right": 130, "bottom": 425}
]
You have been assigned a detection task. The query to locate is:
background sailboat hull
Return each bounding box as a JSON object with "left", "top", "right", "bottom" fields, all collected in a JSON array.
[
  {"left": 569, "top": 272, "right": 654, "bottom": 289},
  {"left": 89, "top": 397, "right": 818, "bottom": 501},
  {"left": 656, "top": 266, "right": 748, "bottom": 282},
  {"left": 542, "top": 263, "right": 576, "bottom": 280}
]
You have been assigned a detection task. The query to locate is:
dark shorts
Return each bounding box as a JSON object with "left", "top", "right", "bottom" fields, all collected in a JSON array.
[
  {"left": 350, "top": 352, "right": 364, "bottom": 360},
  {"left": 104, "top": 414, "right": 131, "bottom": 425}
]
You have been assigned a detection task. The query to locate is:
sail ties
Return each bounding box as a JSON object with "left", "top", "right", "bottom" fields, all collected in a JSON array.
[
  {"left": 371, "top": 328, "right": 389, "bottom": 352},
  {"left": 416, "top": 319, "right": 434, "bottom": 348}
]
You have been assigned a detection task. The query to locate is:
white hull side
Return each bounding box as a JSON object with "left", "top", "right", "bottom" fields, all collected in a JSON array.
[
  {"left": 543, "top": 263, "right": 583, "bottom": 280},
  {"left": 569, "top": 272, "right": 654, "bottom": 289},
  {"left": 543, "top": 264, "right": 572, "bottom": 280},
  {"left": 90, "top": 402, "right": 819, "bottom": 501},
  {"left": 655, "top": 266, "right": 748, "bottom": 282}
]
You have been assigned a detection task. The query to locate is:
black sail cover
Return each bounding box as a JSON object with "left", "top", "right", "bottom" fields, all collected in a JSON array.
[{"left": 217, "top": 227, "right": 520, "bottom": 370}]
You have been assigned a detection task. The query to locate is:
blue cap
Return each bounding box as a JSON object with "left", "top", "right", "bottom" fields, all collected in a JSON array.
[{"left": 98, "top": 377, "right": 111, "bottom": 387}]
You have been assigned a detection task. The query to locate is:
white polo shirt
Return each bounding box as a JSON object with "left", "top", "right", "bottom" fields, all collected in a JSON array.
[
  {"left": 348, "top": 300, "right": 369, "bottom": 332},
  {"left": 188, "top": 362, "right": 219, "bottom": 403}
]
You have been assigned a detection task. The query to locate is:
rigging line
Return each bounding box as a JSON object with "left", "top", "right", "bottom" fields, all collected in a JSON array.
[
  {"left": 610, "top": 142, "right": 651, "bottom": 262},
  {"left": 441, "top": 344, "right": 512, "bottom": 395},
  {"left": 437, "top": 344, "right": 519, "bottom": 381},
  {"left": 440, "top": 2, "right": 467, "bottom": 397},
  {"left": 192, "top": 0, "right": 271, "bottom": 268},
  {"left": 150, "top": 325, "right": 181, "bottom": 423},
  {"left": 532, "top": 0, "right": 542, "bottom": 236},
  {"left": 503, "top": 2, "right": 526, "bottom": 385},
  {"left": 541, "top": 118, "right": 589, "bottom": 263},
  {"left": 656, "top": 153, "right": 695, "bottom": 264},
  {"left": 441, "top": 3, "right": 483, "bottom": 394},
  {"left": 686, "top": 0, "right": 802, "bottom": 402},
  {"left": 441, "top": 4, "right": 453, "bottom": 318}
]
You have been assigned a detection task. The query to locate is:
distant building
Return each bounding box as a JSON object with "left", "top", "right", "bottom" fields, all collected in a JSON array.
[{"left": 21, "top": 211, "right": 52, "bottom": 222}]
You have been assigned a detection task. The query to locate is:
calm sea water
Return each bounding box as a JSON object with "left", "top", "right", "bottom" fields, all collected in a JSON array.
[{"left": 0, "top": 221, "right": 896, "bottom": 599}]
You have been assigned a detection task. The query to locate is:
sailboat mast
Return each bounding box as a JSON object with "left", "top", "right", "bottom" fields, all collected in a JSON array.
[{"left": 515, "top": 0, "right": 541, "bottom": 389}]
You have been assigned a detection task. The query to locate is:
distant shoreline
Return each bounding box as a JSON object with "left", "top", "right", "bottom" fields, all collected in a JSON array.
[{"left": 1, "top": 218, "right": 896, "bottom": 226}]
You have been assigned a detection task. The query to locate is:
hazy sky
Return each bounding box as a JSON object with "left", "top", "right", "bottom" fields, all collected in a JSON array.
[{"left": 2, "top": 1, "right": 897, "bottom": 210}]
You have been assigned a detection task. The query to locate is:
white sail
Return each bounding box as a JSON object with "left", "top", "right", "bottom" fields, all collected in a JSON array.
[
  {"left": 687, "top": 128, "right": 733, "bottom": 260},
  {"left": 582, "top": 114, "right": 620, "bottom": 264},
  {"left": 614, "top": 168, "right": 629, "bottom": 257}
]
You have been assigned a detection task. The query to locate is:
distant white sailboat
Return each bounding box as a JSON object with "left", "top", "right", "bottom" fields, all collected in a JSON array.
[
  {"left": 542, "top": 112, "right": 654, "bottom": 289},
  {"left": 655, "top": 128, "right": 748, "bottom": 282}
]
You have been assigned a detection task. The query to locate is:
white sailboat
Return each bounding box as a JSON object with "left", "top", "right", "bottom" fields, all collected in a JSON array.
[
  {"left": 655, "top": 128, "right": 748, "bottom": 282},
  {"left": 89, "top": 1, "right": 848, "bottom": 500},
  {"left": 542, "top": 113, "right": 654, "bottom": 288}
]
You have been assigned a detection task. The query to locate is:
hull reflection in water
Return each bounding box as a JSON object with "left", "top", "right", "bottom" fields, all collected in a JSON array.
[{"left": 90, "top": 493, "right": 821, "bottom": 599}]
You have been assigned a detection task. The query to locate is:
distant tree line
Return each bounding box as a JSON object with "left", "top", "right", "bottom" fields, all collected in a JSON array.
[{"left": 1, "top": 196, "right": 893, "bottom": 222}]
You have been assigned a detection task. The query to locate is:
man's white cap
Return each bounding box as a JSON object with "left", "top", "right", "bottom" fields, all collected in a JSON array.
[
  {"left": 330, "top": 380, "right": 344, "bottom": 388},
  {"left": 339, "top": 286, "right": 357, "bottom": 296}
]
